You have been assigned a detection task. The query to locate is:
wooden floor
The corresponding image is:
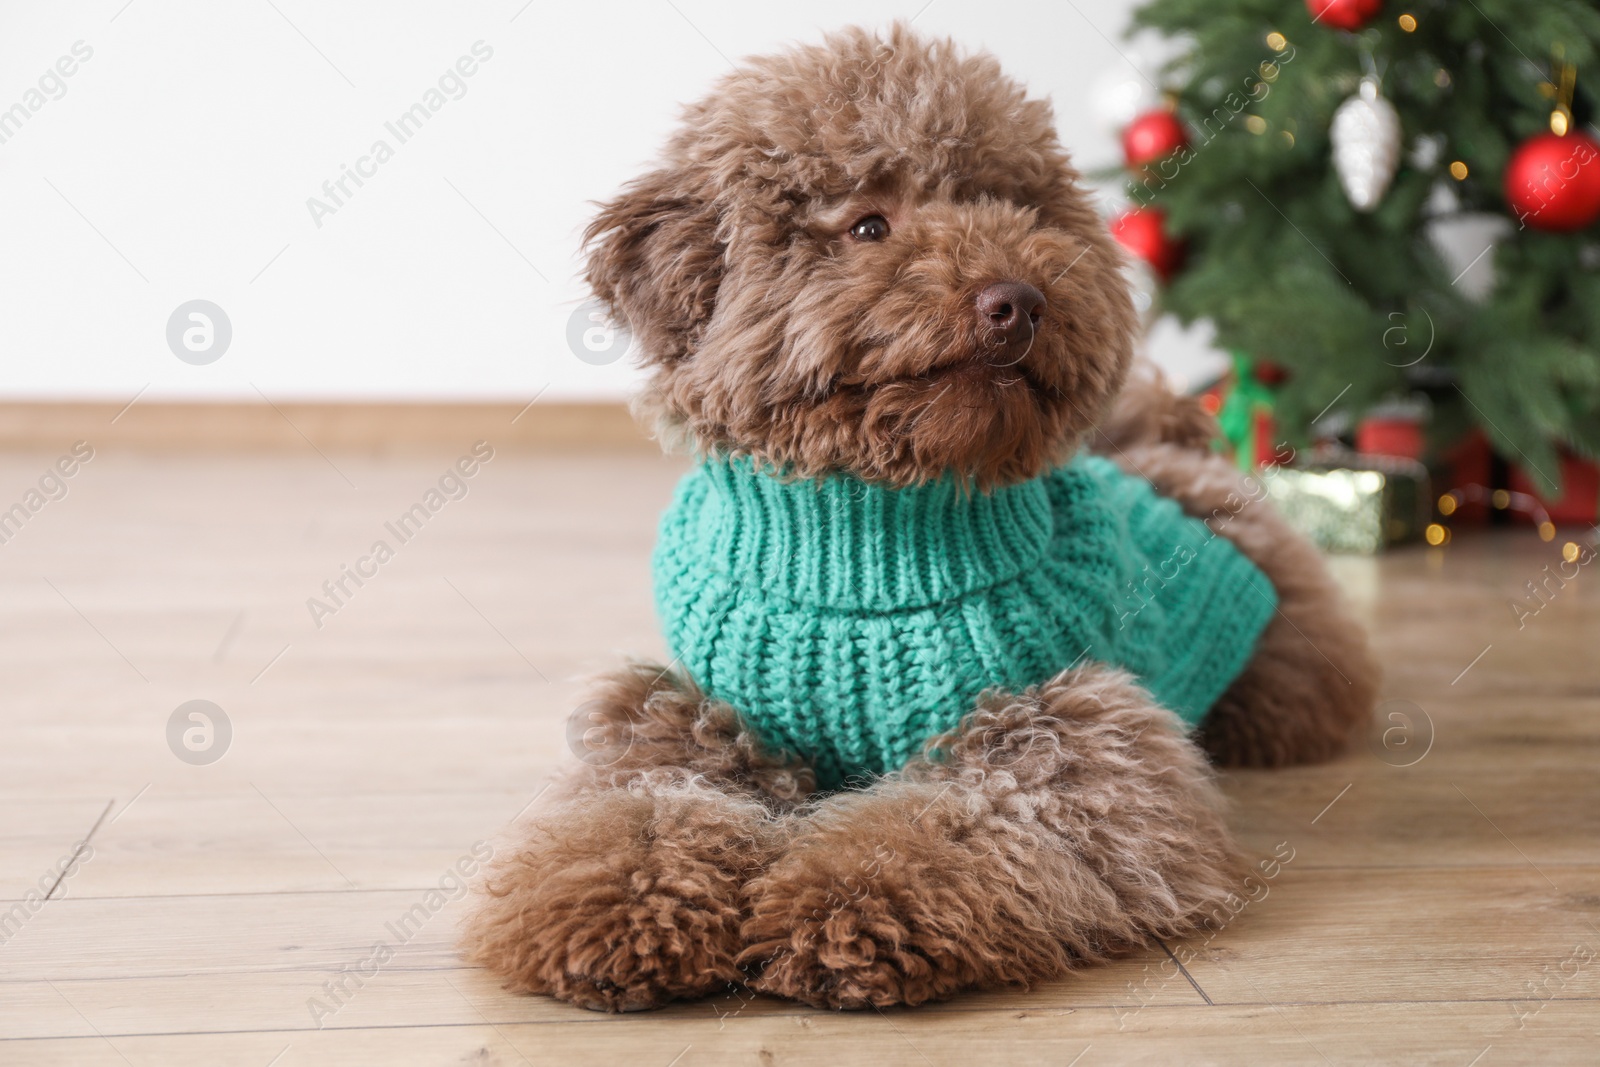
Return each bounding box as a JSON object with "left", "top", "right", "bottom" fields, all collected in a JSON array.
[{"left": 1, "top": 445, "right": 1596, "bottom": 1065}]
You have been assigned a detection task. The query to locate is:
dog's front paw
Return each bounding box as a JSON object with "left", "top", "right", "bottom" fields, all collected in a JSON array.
[
  {"left": 737, "top": 785, "right": 999, "bottom": 1010},
  {"left": 463, "top": 780, "right": 776, "bottom": 1012},
  {"left": 740, "top": 872, "right": 965, "bottom": 1009}
]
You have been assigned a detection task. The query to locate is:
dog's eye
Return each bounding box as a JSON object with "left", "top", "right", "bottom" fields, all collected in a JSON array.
[{"left": 849, "top": 215, "right": 891, "bottom": 242}]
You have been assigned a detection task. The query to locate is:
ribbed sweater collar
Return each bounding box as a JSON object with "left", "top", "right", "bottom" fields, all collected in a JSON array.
[{"left": 696, "top": 455, "right": 1055, "bottom": 612}]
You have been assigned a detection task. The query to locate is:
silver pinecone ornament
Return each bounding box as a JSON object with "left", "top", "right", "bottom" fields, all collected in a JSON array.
[{"left": 1331, "top": 77, "right": 1401, "bottom": 212}]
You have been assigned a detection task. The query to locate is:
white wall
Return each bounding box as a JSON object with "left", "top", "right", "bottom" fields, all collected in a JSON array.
[{"left": 0, "top": 0, "right": 1221, "bottom": 402}]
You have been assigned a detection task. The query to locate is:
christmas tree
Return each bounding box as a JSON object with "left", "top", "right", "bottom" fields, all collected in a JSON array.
[{"left": 1118, "top": 0, "right": 1600, "bottom": 495}]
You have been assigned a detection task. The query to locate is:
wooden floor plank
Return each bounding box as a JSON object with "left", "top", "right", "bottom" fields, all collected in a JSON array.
[
  {"left": 4, "top": 1001, "right": 1596, "bottom": 1067},
  {"left": 33, "top": 788, "right": 528, "bottom": 898},
  {"left": 1225, "top": 762, "right": 1600, "bottom": 869},
  {"left": 0, "top": 959, "right": 1205, "bottom": 1043},
  {"left": 1168, "top": 867, "right": 1600, "bottom": 1005}
]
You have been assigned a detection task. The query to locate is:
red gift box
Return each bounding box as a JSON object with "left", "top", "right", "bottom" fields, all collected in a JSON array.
[
  {"left": 1356, "top": 416, "right": 1426, "bottom": 462},
  {"left": 1509, "top": 450, "right": 1600, "bottom": 526}
]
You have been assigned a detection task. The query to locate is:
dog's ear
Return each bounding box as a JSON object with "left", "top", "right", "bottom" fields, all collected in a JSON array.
[{"left": 583, "top": 168, "right": 723, "bottom": 365}]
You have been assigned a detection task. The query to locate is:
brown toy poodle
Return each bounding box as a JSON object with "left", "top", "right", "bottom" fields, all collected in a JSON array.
[{"left": 462, "top": 23, "right": 1378, "bottom": 1012}]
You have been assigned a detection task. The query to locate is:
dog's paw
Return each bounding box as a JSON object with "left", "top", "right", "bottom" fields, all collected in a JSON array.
[
  {"left": 736, "top": 786, "right": 998, "bottom": 1010},
  {"left": 462, "top": 781, "right": 776, "bottom": 1012},
  {"left": 740, "top": 871, "right": 969, "bottom": 1009},
  {"left": 545, "top": 933, "right": 732, "bottom": 1014},
  {"left": 522, "top": 885, "right": 741, "bottom": 1014}
]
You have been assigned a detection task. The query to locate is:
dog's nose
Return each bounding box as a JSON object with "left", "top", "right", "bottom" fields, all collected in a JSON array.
[{"left": 976, "top": 282, "right": 1046, "bottom": 346}]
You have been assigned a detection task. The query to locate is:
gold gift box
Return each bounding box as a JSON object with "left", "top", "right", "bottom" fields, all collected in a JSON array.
[{"left": 1266, "top": 452, "right": 1431, "bottom": 554}]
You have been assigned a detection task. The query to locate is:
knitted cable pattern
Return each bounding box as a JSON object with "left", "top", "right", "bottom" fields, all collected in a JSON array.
[{"left": 653, "top": 452, "right": 1278, "bottom": 788}]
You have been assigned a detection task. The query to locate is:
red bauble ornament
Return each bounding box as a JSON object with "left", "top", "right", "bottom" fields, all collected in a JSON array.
[
  {"left": 1122, "top": 109, "right": 1189, "bottom": 169},
  {"left": 1503, "top": 131, "right": 1600, "bottom": 232},
  {"left": 1306, "top": 0, "right": 1383, "bottom": 32},
  {"left": 1110, "top": 207, "right": 1185, "bottom": 281}
]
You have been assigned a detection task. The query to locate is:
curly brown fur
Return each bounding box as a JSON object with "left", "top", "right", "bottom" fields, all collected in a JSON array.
[
  {"left": 1091, "top": 359, "right": 1222, "bottom": 455},
  {"left": 460, "top": 664, "right": 814, "bottom": 1011},
  {"left": 586, "top": 23, "right": 1137, "bottom": 489},
  {"left": 739, "top": 665, "right": 1243, "bottom": 1009},
  {"left": 562, "top": 661, "right": 816, "bottom": 807},
  {"left": 1108, "top": 441, "right": 1381, "bottom": 766}
]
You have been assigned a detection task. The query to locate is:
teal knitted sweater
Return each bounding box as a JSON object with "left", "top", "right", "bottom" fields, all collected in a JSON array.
[{"left": 653, "top": 453, "right": 1277, "bottom": 788}]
